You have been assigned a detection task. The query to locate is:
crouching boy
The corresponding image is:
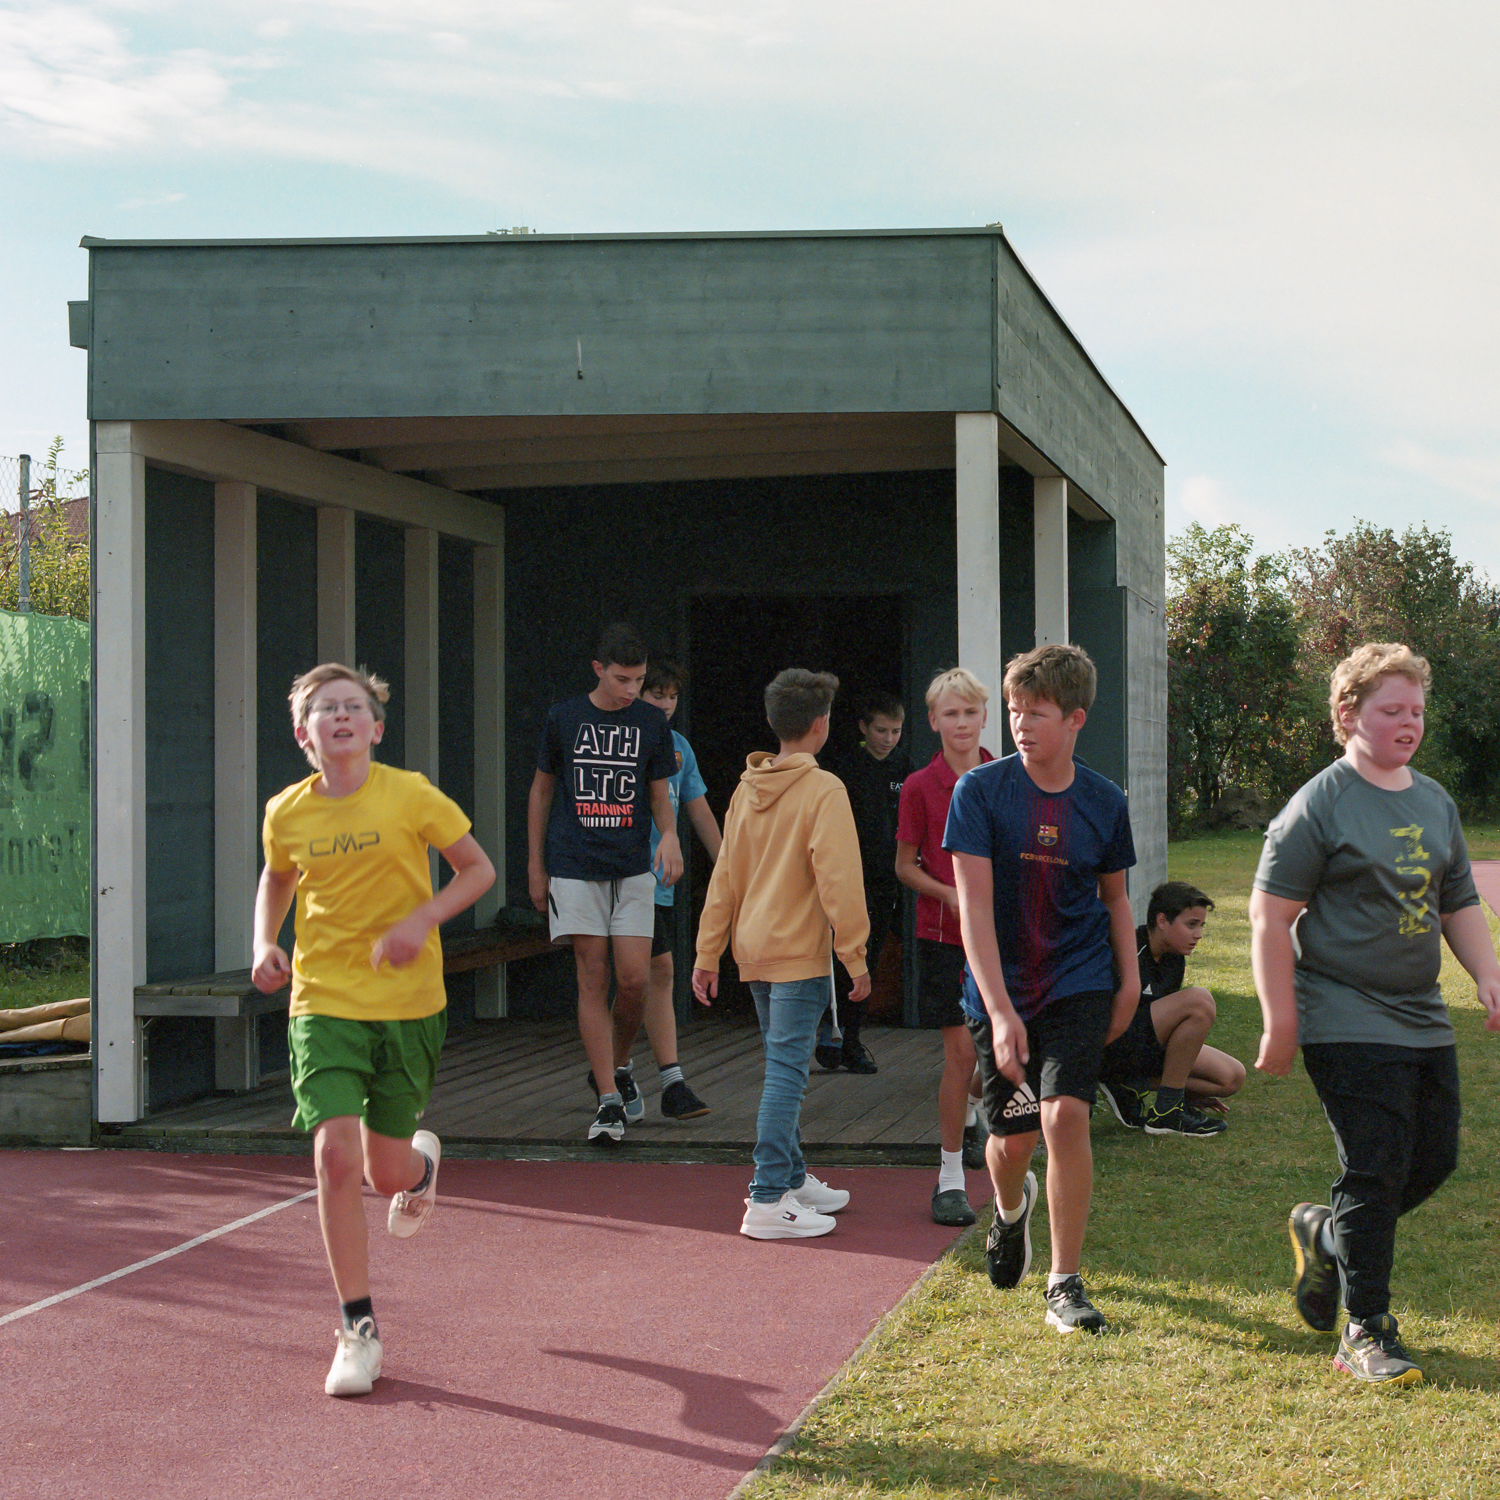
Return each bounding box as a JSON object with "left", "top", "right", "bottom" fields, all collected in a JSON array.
[
  {"left": 1097, "top": 881, "right": 1246, "bottom": 1136},
  {"left": 252, "top": 664, "right": 494, "bottom": 1397},
  {"left": 693, "top": 669, "right": 869, "bottom": 1239}
]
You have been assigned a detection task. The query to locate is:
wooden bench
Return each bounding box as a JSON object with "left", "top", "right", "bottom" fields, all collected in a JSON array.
[{"left": 133, "top": 913, "right": 556, "bottom": 1094}]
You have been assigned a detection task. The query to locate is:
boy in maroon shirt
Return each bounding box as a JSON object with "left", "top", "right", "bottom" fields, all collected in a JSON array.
[{"left": 896, "top": 668, "right": 992, "bottom": 1225}]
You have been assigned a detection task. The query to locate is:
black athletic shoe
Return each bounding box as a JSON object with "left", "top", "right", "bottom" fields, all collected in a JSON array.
[
  {"left": 1044, "top": 1275, "right": 1108, "bottom": 1334},
  {"left": 615, "top": 1068, "right": 645, "bottom": 1123},
  {"left": 660, "top": 1079, "right": 711, "bottom": 1120},
  {"left": 1097, "top": 1079, "right": 1150, "bottom": 1130},
  {"left": 1333, "top": 1313, "right": 1423, "bottom": 1387},
  {"left": 985, "top": 1170, "right": 1036, "bottom": 1288},
  {"left": 1288, "top": 1202, "right": 1340, "bottom": 1333},
  {"left": 1143, "top": 1101, "right": 1227, "bottom": 1137},
  {"left": 962, "top": 1121, "right": 988, "bottom": 1171},
  {"left": 931, "top": 1186, "right": 977, "bottom": 1227},
  {"left": 587, "top": 1101, "right": 627, "bottom": 1145},
  {"left": 814, "top": 1045, "right": 844, "bottom": 1073},
  {"left": 841, "top": 1042, "right": 879, "bottom": 1075}
]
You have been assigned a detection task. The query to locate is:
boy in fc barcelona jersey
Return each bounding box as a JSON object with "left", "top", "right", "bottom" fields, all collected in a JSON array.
[{"left": 944, "top": 643, "right": 1137, "bottom": 1335}]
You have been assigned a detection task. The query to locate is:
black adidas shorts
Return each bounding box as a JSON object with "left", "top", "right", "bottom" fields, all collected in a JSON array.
[{"left": 967, "top": 989, "right": 1113, "bottom": 1136}]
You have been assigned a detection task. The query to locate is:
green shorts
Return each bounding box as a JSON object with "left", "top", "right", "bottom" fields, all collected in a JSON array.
[{"left": 287, "top": 1011, "right": 447, "bottom": 1140}]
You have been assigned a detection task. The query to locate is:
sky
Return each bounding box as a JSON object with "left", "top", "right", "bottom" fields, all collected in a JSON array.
[{"left": 2, "top": 0, "right": 1497, "bottom": 578}]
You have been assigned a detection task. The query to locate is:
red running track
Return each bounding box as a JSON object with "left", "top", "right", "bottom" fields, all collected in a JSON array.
[{"left": 0, "top": 1151, "right": 976, "bottom": 1500}]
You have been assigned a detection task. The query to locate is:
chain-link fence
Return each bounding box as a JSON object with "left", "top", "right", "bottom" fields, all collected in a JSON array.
[
  {"left": 2, "top": 453, "right": 90, "bottom": 618},
  {"left": 2, "top": 452, "right": 90, "bottom": 514}
]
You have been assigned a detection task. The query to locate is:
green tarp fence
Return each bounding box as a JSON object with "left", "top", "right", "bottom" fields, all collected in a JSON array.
[{"left": 0, "top": 609, "right": 89, "bottom": 941}]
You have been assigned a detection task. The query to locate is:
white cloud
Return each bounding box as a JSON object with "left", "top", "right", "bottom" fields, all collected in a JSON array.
[{"left": 117, "top": 188, "right": 185, "bottom": 207}]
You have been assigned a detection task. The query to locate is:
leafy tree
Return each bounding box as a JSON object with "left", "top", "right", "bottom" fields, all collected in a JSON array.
[
  {"left": 1279, "top": 522, "right": 1500, "bottom": 812},
  {"left": 1166, "top": 523, "right": 1301, "bottom": 833},
  {"left": 1, "top": 437, "right": 89, "bottom": 621}
]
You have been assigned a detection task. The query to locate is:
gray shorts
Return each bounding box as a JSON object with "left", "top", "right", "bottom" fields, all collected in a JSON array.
[{"left": 548, "top": 873, "right": 656, "bottom": 941}]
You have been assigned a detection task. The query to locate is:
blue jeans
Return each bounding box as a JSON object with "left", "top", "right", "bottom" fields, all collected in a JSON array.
[{"left": 748, "top": 978, "right": 826, "bottom": 1203}]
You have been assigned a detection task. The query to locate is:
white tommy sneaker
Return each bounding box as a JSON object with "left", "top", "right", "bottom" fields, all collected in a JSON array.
[
  {"left": 388, "top": 1129, "right": 441, "bottom": 1239},
  {"left": 325, "top": 1319, "right": 383, "bottom": 1397},
  {"left": 740, "top": 1191, "right": 837, "bottom": 1240},
  {"left": 794, "top": 1173, "right": 850, "bottom": 1214}
]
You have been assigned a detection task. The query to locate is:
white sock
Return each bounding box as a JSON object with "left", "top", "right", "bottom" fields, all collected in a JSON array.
[
  {"left": 999, "top": 1197, "right": 1026, "bottom": 1224},
  {"left": 1048, "top": 1272, "right": 1077, "bottom": 1290},
  {"left": 965, "top": 1100, "right": 979, "bottom": 1128},
  {"left": 937, "top": 1149, "right": 965, "bottom": 1193}
]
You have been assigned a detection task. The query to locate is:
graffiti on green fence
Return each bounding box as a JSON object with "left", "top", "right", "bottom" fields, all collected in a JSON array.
[{"left": 0, "top": 609, "right": 89, "bottom": 941}]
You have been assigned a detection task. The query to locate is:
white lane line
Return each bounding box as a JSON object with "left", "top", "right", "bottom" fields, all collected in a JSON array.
[{"left": 0, "top": 1187, "right": 318, "bottom": 1329}]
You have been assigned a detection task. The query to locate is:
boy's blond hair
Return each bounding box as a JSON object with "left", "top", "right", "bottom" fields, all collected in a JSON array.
[
  {"left": 1329, "top": 643, "right": 1431, "bottom": 745},
  {"left": 1001, "top": 643, "right": 1096, "bottom": 717},
  {"left": 925, "top": 667, "right": 989, "bottom": 712},
  {"left": 289, "top": 663, "right": 390, "bottom": 768}
]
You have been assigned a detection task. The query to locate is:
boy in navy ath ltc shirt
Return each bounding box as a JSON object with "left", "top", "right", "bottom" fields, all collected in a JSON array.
[
  {"left": 527, "top": 624, "right": 682, "bottom": 1146},
  {"left": 945, "top": 644, "right": 1137, "bottom": 1335}
]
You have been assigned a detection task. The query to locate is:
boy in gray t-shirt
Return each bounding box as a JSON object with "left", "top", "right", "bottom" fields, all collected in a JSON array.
[{"left": 1251, "top": 643, "right": 1500, "bottom": 1388}]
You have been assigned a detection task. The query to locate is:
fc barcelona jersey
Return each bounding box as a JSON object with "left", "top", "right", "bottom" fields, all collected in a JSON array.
[{"left": 943, "top": 754, "right": 1135, "bottom": 1020}]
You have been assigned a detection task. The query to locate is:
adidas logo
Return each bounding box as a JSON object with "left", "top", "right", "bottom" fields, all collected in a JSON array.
[{"left": 1002, "top": 1099, "right": 1038, "bottom": 1119}]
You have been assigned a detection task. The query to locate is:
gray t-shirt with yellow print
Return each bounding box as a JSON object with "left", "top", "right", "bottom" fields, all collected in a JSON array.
[{"left": 1254, "top": 758, "right": 1479, "bottom": 1047}]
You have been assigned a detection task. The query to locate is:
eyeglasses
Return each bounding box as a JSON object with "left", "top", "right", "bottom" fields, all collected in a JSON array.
[{"left": 308, "top": 698, "right": 374, "bottom": 717}]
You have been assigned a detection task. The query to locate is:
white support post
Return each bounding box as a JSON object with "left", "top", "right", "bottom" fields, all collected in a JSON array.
[
  {"left": 955, "top": 414, "right": 1004, "bottom": 754},
  {"left": 214, "top": 481, "right": 259, "bottom": 1090},
  {"left": 1034, "top": 476, "right": 1070, "bottom": 646},
  {"left": 94, "top": 423, "right": 148, "bottom": 1122},
  {"left": 317, "top": 506, "right": 357, "bottom": 663},
  {"left": 473, "top": 541, "right": 506, "bottom": 1018},
  {"left": 404, "top": 528, "right": 440, "bottom": 781}
]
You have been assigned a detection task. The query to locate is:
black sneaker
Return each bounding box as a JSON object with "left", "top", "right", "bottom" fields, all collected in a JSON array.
[
  {"left": 814, "top": 1045, "right": 844, "bottom": 1073},
  {"left": 587, "top": 1101, "right": 627, "bottom": 1145},
  {"left": 1333, "top": 1313, "right": 1423, "bottom": 1386},
  {"left": 1097, "top": 1079, "right": 1150, "bottom": 1130},
  {"left": 1044, "top": 1275, "right": 1108, "bottom": 1334},
  {"left": 1143, "top": 1101, "right": 1227, "bottom": 1137},
  {"left": 1288, "top": 1202, "right": 1340, "bottom": 1333},
  {"left": 985, "top": 1170, "right": 1036, "bottom": 1288},
  {"left": 962, "top": 1120, "right": 988, "bottom": 1171},
  {"left": 841, "top": 1042, "right": 878, "bottom": 1075},
  {"left": 586, "top": 1068, "right": 645, "bottom": 1122},
  {"left": 660, "top": 1079, "right": 711, "bottom": 1120},
  {"left": 615, "top": 1068, "right": 645, "bottom": 1123}
]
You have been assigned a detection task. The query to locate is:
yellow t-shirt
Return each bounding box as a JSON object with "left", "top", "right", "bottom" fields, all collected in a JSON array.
[{"left": 262, "top": 762, "right": 472, "bottom": 1020}]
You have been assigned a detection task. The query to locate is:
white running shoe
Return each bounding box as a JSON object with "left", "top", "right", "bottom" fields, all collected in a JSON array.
[
  {"left": 388, "top": 1129, "right": 441, "bottom": 1239},
  {"left": 794, "top": 1173, "right": 850, "bottom": 1214},
  {"left": 325, "top": 1319, "right": 383, "bottom": 1397},
  {"left": 740, "top": 1191, "right": 837, "bottom": 1240}
]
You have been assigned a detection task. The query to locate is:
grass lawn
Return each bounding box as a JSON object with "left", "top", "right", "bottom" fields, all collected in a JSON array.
[
  {"left": 0, "top": 941, "right": 89, "bottom": 1011},
  {"left": 745, "top": 830, "right": 1500, "bottom": 1500}
]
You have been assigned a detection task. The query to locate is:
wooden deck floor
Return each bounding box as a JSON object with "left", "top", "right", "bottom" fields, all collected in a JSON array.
[{"left": 118, "top": 1018, "right": 951, "bottom": 1161}]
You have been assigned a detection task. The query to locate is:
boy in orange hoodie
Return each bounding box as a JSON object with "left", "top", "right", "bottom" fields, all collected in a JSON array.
[{"left": 693, "top": 669, "right": 870, "bottom": 1239}]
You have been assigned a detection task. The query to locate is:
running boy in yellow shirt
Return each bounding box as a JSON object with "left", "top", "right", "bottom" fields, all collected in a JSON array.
[{"left": 252, "top": 664, "right": 494, "bottom": 1398}]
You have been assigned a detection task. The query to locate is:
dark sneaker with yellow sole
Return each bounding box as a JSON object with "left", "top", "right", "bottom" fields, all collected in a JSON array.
[
  {"left": 1333, "top": 1313, "right": 1423, "bottom": 1387},
  {"left": 1288, "top": 1202, "right": 1339, "bottom": 1333}
]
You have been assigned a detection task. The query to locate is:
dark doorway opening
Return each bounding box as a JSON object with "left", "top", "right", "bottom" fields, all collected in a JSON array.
[{"left": 682, "top": 592, "right": 908, "bottom": 1021}]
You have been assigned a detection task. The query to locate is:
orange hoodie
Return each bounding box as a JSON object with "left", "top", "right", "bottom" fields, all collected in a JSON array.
[{"left": 694, "top": 751, "right": 870, "bottom": 983}]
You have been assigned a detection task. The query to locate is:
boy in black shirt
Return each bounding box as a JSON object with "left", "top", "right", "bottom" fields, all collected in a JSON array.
[
  {"left": 1097, "top": 881, "right": 1245, "bottom": 1136},
  {"left": 817, "top": 692, "right": 911, "bottom": 1073},
  {"left": 527, "top": 624, "right": 682, "bottom": 1144}
]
